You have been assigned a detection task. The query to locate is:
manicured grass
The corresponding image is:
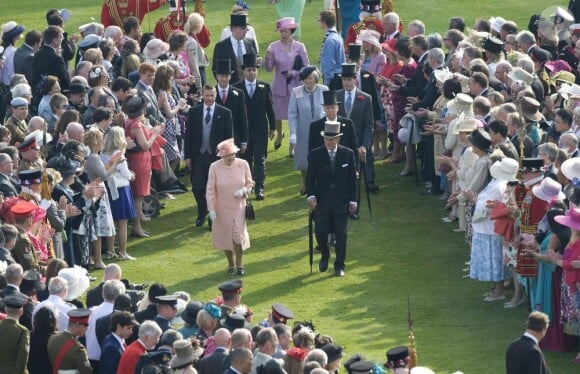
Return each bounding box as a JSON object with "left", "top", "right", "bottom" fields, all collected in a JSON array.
[{"left": 2, "top": 1, "right": 576, "bottom": 372}]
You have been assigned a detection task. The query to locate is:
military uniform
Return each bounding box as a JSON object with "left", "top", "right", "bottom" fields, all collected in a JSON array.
[
  {"left": 47, "top": 330, "right": 93, "bottom": 374},
  {"left": 12, "top": 226, "right": 41, "bottom": 274},
  {"left": 0, "top": 293, "right": 30, "bottom": 374},
  {"left": 100, "top": 0, "right": 166, "bottom": 28}
]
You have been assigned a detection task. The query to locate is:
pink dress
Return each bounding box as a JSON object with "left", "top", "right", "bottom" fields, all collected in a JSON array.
[
  {"left": 124, "top": 118, "right": 152, "bottom": 197},
  {"left": 206, "top": 158, "right": 254, "bottom": 251}
]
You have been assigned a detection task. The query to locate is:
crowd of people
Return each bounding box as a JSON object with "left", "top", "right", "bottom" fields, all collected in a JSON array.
[{"left": 0, "top": 0, "right": 580, "bottom": 372}]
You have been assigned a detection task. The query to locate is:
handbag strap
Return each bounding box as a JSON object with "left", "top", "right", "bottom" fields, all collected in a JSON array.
[{"left": 52, "top": 337, "right": 76, "bottom": 374}]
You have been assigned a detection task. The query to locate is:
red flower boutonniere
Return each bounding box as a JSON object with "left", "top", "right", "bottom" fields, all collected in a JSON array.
[{"left": 357, "top": 95, "right": 365, "bottom": 101}]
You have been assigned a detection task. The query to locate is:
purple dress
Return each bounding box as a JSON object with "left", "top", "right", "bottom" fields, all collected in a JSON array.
[{"left": 264, "top": 39, "right": 309, "bottom": 120}]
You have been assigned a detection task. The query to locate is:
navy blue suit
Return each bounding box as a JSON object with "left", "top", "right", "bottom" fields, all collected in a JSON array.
[{"left": 99, "top": 334, "right": 124, "bottom": 374}]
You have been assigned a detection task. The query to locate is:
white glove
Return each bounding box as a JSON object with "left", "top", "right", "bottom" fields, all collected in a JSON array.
[
  {"left": 234, "top": 187, "right": 247, "bottom": 198},
  {"left": 289, "top": 134, "right": 297, "bottom": 145},
  {"left": 209, "top": 211, "right": 217, "bottom": 221}
]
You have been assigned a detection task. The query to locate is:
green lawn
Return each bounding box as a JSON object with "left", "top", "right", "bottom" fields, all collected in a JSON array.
[{"left": 2, "top": 0, "right": 576, "bottom": 372}]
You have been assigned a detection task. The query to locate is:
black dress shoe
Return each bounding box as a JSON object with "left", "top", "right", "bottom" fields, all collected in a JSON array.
[
  {"left": 368, "top": 183, "right": 379, "bottom": 193},
  {"left": 349, "top": 213, "right": 360, "bottom": 220},
  {"left": 255, "top": 190, "right": 265, "bottom": 200},
  {"left": 195, "top": 215, "right": 206, "bottom": 227},
  {"left": 319, "top": 258, "right": 328, "bottom": 272},
  {"left": 334, "top": 269, "right": 345, "bottom": 277}
]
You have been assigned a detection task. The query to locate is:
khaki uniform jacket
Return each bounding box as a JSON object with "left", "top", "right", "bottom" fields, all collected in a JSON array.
[
  {"left": 12, "top": 226, "right": 41, "bottom": 274},
  {"left": 0, "top": 318, "right": 30, "bottom": 374},
  {"left": 47, "top": 330, "right": 93, "bottom": 374}
]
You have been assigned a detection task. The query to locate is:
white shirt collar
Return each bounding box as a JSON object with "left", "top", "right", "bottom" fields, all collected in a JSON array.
[
  {"left": 245, "top": 79, "right": 256, "bottom": 85},
  {"left": 523, "top": 331, "right": 538, "bottom": 344},
  {"left": 328, "top": 146, "right": 338, "bottom": 153},
  {"left": 205, "top": 104, "right": 215, "bottom": 112},
  {"left": 112, "top": 332, "right": 126, "bottom": 349}
]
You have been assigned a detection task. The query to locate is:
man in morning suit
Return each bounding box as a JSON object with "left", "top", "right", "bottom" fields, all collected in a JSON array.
[
  {"left": 135, "top": 62, "right": 166, "bottom": 127},
  {"left": 0, "top": 293, "right": 30, "bottom": 374},
  {"left": 48, "top": 309, "right": 94, "bottom": 374},
  {"left": 34, "top": 26, "right": 70, "bottom": 90},
  {"left": 308, "top": 91, "right": 358, "bottom": 156},
  {"left": 505, "top": 311, "right": 551, "bottom": 374},
  {"left": 234, "top": 53, "right": 276, "bottom": 201},
  {"left": 13, "top": 30, "right": 42, "bottom": 85},
  {"left": 185, "top": 85, "right": 233, "bottom": 228},
  {"left": 337, "top": 63, "right": 376, "bottom": 219},
  {"left": 307, "top": 121, "right": 357, "bottom": 277},
  {"left": 212, "top": 14, "right": 258, "bottom": 85},
  {"left": 215, "top": 59, "right": 249, "bottom": 154},
  {"left": 197, "top": 328, "right": 231, "bottom": 374}
]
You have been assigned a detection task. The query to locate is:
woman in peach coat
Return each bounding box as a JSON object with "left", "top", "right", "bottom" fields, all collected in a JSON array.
[{"left": 206, "top": 139, "right": 254, "bottom": 276}]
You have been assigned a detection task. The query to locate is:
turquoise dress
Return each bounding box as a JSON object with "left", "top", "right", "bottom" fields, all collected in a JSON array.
[{"left": 533, "top": 232, "right": 556, "bottom": 319}]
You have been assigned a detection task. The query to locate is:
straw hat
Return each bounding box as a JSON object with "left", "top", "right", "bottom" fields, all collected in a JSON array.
[
  {"left": 447, "top": 93, "right": 474, "bottom": 116},
  {"left": 452, "top": 117, "right": 480, "bottom": 135},
  {"left": 519, "top": 96, "right": 543, "bottom": 122},
  {"left": 532, "top": 178, "right": 565, "bottom": 202},
  {"left": 490, "top": 158, "right": 519, "bottom": 182},
  {"left": 170, "top": 339, "right": 204, "bottom": 369},
  {"left": 434, "top": 69, "right": 453, "bottom": 85},
  {"left": 508, "top": 67, "right": 533, "bottom": 86}
]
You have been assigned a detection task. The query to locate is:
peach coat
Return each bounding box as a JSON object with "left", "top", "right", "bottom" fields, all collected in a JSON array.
[{"left": 206, "top": 158, "right": 254, "bottom": 251}]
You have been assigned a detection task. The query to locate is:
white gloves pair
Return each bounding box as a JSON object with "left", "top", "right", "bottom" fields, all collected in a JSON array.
[
  {"left": 234, "top": 187, "right": 248, "bottom": 198},
  {"left": 209, "top": 211, "right": 217, "bottom": 221},
  {"left": 289, "top": 134, "right": 297, "bottom": 145}
]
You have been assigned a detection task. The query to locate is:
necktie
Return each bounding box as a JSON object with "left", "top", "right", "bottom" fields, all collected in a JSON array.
[
  {"left": 237, "top": 40, "right": 243, "bottom": 65},
  {"left": 309, "top": 91, "right": 315, "bottom": 119},
  {"left": 329, "top": 150, "right": 336, "bottom": 169},
  {"left": 248, "top": 83, "right": 254, "bottom": 98},
  {"left": 346, "top": 91, "right": 352, "bottom": 113},
  {"left": 205, "top": 107, "right": 211, "bottom": 125},
  {"left": 221, "top": 89, "right": 227, "bottom": 103}
]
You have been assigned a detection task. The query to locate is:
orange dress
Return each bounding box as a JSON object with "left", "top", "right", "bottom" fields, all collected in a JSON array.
[{"left": 124, "top": 118, "right": 152, "bottom": 197}]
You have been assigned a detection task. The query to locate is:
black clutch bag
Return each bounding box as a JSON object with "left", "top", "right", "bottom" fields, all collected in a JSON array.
[{"left": 245, "top": 198, "right": 255, "bottom": 220}]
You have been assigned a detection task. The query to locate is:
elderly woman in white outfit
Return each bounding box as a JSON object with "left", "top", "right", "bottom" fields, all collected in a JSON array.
[{"left": 206, "top": 139, "right": 254, "bottom": 276}]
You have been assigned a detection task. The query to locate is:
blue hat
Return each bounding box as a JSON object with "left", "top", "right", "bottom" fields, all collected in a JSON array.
[
  {"left": 2, "top": 21, "right": 25, "bottom": 42},
  {"left": 10, "top": 97, "right": 28, "bottom": 107}
]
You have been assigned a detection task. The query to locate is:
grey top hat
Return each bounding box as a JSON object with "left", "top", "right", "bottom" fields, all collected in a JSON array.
[{"left": 321, "top": 121, "right": 343, "bottom": 138}]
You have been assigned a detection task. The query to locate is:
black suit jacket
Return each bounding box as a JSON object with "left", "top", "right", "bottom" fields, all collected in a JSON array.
[
  {"left": 13, "top": 44, "right": 36, "bottom": 84},
  {"left": 399, "top": 53, "right": 428, "bottom": 99},
  {"left": 505, "top": 335, "right": 551, "bottom": 374},
  {"left": 184, "top": 104, "right": 234, "bottom": 160},
  {"left": 136, "top": 81, "right": 165, "bottom": 126},
  {"left": 215, "top": 86, "right": 249, "bottom": 147},
  {"left": 306, "top": 145, "right": 357, "bottom": 212},
  {"left": 212, "top": 37, "right": 258, "bottom": 84},
  {"left": 308, "top": 116, "right": 358, "bottom": 156},
  {"left": 197, "top": 347, "right": 229, "bottom": 374},
  {"left": 412, "top": 67, "right": 444, "bottom": 111},
  {"left": 0, "top": 173, "right": 20, "bottom": 198},
  {"left": 134, "top": 304, "right": 158, "bottom": 323},
  {"left": 0, "top": 286, "right": 33, "bottom": 331},
  {"left": 337, "top": 89, "right": 374, "bottom": 149},
  {"left": 233, "top": 80, "right": 275, "bottom": 143},
  {"left": 33, "top": 44, "right": 70, "bottom": 90},
  {"left": 85, "top": 282, "right": 104, "bottom": 309}
]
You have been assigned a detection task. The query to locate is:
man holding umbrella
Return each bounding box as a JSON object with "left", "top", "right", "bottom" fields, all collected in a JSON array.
[{"left": 306, "top": 121, "right": 357, "bottom": 277}]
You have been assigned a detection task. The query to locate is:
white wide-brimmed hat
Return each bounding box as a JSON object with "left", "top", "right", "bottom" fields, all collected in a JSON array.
[
  {"left": 447, "top": 93, "right": 474, "bottom": 115},
  {"left": 561, "top": 157, "right": 580, "bottom": 180},
  {"left": 532, "top": 177, "right": 565, "bottom": 202},
  {"left": 490, "top": 157, "right": 519, "bottom": 182}
]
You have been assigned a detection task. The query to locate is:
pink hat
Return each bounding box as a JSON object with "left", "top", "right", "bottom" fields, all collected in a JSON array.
[
  {"left": 217, "top": 138, "right": 240, "bottom": 157},
  {"left": 532, "top": 178, "right": 565, "bottom": 202},
  {"left": 144, "top": 38, "right": 169, "bottom": 60},
  {"left": 555, "top": 208, "right": 580, "bottom": 231},
  {"left": 276, "top": 17, "right": 297, "bottom": 31}
]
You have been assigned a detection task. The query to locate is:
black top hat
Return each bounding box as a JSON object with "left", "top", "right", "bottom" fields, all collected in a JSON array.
[
  {"left": 299, "top": 65, "right": 318, "bottom": 81},
  {"left": 341, "top": 63, "right": 357, "bottom": 78},
  {"left": 481, "top": 37, "right": 504, "bottom": 55},
  {"left": 214, "top": 59, "right": 234, "bottom": 75},
  {"left": 230, "top": 14, "right": 249, "bottom": 27},
  {"left": 348, "top": 44, "right": 362, "bottom": 61},
  {"left": 348, "top": 361, "right": 374, "bottom": 374},
  {"left": 242, "top": 53, "right": 260, "bottom": 69},
  {"left": 468, "top": 129, "right": 493, "bottom": 153},
  {"left": 322, "top": 90, "right": 341, "bottom": 106}
]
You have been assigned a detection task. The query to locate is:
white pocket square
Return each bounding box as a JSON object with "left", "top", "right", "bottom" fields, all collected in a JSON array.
[{"left": 341, "top": 163, "right": 348, "bottom": 167}]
